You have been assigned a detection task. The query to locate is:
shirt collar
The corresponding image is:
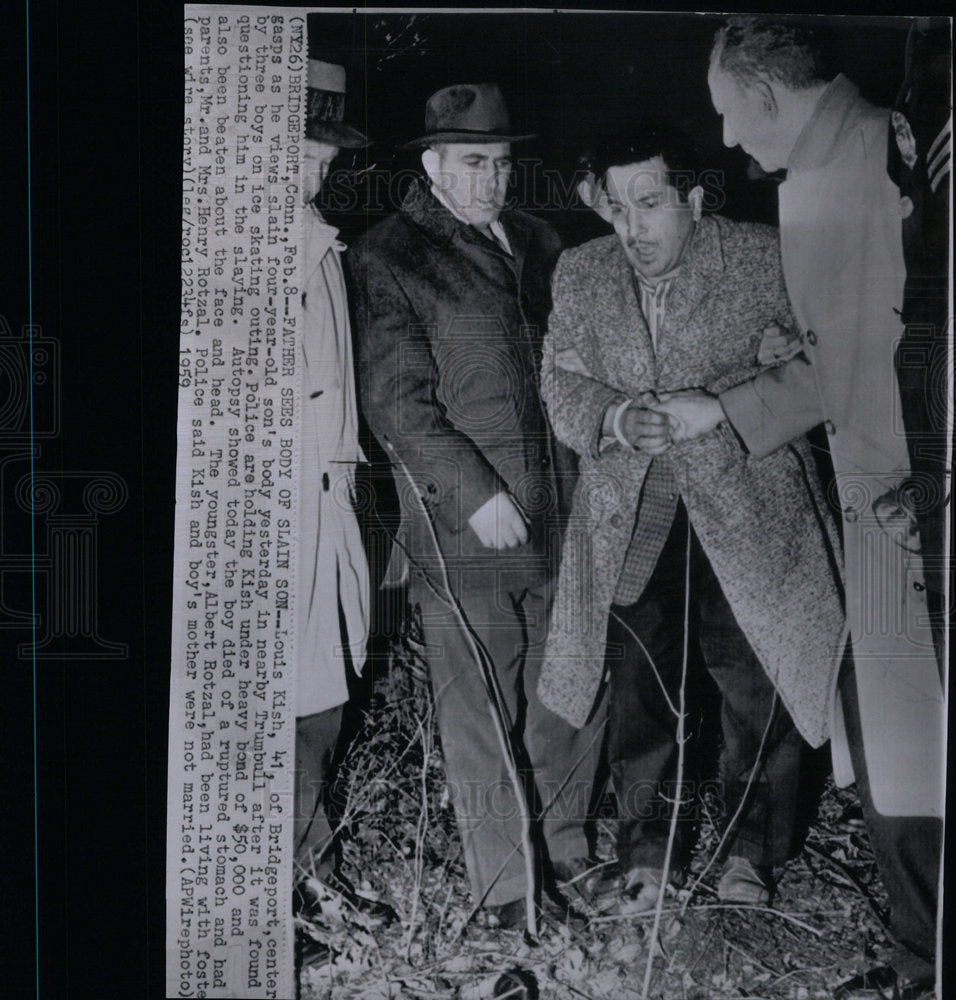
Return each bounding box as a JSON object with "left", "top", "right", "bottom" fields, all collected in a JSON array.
[
  {"left": 429, "top": 183, "right": 512, "bottom": 254},
  {"left": 633, "top": 268, "right": 679, "bottom": 292},
  {"left": 305, "top": 202, "right": 345, "bottom": 252}
]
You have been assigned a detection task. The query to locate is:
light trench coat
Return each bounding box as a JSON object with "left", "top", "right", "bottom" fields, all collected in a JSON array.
[
  {"left": 295, "top": 208, "right": 369, "bottom": 716},
  {"left": 721, "top": 75, "right": 945, "bottom": 818}
]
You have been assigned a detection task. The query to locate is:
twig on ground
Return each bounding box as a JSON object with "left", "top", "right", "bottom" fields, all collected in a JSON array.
[
  {"left": 676, "top": 690, "right": 777, "bottom": 922},
  {"left": 803, "top": 841, "right": 890, "bottom": 934},
  {"left": 640, "top": 521, "right": 692, "bottom": 1000},
  {"left": 768, "top": 960, "right": 844, "bottom": 989},
  {"left": 724, "top": 937, "right": 784, "bottom": 978},
  {"left": 434, "top": 881, "right": 456, "bottom": 949},
  {"left": 591, "top": 902, "right": 825, "bottom": 937},
  {"left": 403, "top": 711, "right": 435, "bottom": 960},
  {"left": 691, "top": 903, "right": 826, "bottom": 937},
  {"left": 682, "top": 922, "right": 718, "bottom": 977}
]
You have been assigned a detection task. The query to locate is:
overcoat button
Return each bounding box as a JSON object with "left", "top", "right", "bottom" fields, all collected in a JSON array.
[
  {"left": 610, "top": 514, "right": 623, "bottom": 529},
  {"left": 824, "top": 419, "right": 836, "bottom": 435},
  {"left": 541, "top": 454, "right": 551, "bottom": 468},
  {"left": 667, "top": 492, "right": 677, "bottom": 501},
  {"left": 806, "top": 329, "right": 818, "bottom": 346}
]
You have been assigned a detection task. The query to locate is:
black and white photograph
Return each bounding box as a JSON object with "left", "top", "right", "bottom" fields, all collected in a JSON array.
[
  {"left": 3, "top": 5, "right": 951, "bottom": 1000},
  {"left": 280, "top": 10, "right": 952, "bottom": 998}
]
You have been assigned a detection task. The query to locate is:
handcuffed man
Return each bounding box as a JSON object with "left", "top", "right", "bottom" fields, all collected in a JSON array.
[{"left": 536, "top": 125, "right": 845, "bottom": 914}]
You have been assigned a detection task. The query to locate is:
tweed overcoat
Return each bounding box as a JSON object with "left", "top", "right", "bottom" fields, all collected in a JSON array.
[
  {"left": 347, "top": 179, "right": 566, "bottom": 594},
  {"left": 719, "top": 77, "right": 945, "bottom": 817},
  {"left": 536, "top": 215, "right": 846, "bottom": 748}
]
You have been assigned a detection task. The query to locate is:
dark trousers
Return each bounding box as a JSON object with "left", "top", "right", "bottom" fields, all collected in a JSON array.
[
  {"left": 839, "top": 663, "right": 940, "bottom": 982},
  {"left": 606, "top": 505, "right": 806, "bottom": 873},
  {"left": 294, "top": 705, "right": 344, "bottom": 878},
  {"left": 411, "top": 572, "right": 607, "bottom": 907}
]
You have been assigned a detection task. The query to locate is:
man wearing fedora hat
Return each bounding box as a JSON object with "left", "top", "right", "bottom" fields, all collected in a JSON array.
[
  {"left": 294, "top": 57, "right": 373, "bottom": 941},
  {"left": 349, "top": 83, "right": 607, "bottom": 928}
]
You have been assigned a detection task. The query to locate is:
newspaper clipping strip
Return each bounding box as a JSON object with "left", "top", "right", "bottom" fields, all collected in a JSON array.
[{"left": 169, "top": 7, "right": 304, "bottom": 997}]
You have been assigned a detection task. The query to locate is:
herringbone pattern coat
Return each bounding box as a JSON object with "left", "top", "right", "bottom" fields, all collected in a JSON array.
[{"left": 536, "top": 216, "right": 845, "bottom": 748}]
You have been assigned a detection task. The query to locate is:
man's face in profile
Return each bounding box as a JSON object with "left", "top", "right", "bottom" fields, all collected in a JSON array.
[{"left": 708, "top": 63, "right": 789, "bottom": 173}]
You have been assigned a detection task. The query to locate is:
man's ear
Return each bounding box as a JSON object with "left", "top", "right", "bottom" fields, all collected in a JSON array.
[
  {"left": 577, "top": 172, "right": 613, "bottom": 223},
  {"left": 688, "top": 184, "right": 704, "bottom": 222},
  {"left": 421, "top": 148, "right": 441, "bottom": 188},
  {"left": 752, "top": 78, "right": 778, "bottom": 118}
]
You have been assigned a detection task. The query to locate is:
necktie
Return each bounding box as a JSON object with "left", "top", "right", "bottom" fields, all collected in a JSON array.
[{"left": 477, "top": 225, "right": 511, "bottom": 256}]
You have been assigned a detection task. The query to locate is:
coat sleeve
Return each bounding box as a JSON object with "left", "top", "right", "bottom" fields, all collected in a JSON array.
[
  {"left": 541, "top": 251, "right": 627, "bottom": 460},
  {"left": 347, "top": 244, "right": 502, "bottom": 533},
  {"left": 718, "top": 359, "right": 826, "bottom": 459},
  {"left": 717, "top": 231, "right": 824, "bottom": 459}
]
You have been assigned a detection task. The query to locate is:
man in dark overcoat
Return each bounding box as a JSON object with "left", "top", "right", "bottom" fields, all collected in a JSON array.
[{"left": 347, "top": 84, "right": 606, "bottom": 927}]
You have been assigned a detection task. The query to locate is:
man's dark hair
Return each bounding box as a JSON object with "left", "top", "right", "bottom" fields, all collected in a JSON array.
[
  {"left": 580, "top": 124, "right": 703, "bottom": 202},
  {"left": 711, "top": 16, "right": 833, "bottom": 91}
]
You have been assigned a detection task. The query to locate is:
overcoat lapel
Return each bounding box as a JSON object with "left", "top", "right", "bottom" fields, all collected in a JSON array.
[
  {"left": 608, "top": 248, "right": 657, "bottom": 389},
  {"left": 654, "top": 219, "right": 723, "bottom": 374},
  {"left": 500, "top": 214, "right": 528, "bottom": 272}
]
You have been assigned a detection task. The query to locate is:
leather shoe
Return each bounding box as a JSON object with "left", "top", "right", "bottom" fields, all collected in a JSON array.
[
  {"left": 295, "top": 926, "right": 332, "bottom": 969},
  {"left": 551, "top": 856, "right": 619, "bottom": 908},
  {"left": 619, "top": 866, "right": 666, "bottom": 913},
  {"left": 608, "top": 863, "right": 688, "bottom": 915},
  {"left": 294, "top": 872, "right": 396, "bottom": 925},
  {"left": 717, "top": 855, "right": 773, "bottom": 906},
  {"left": 478, "top": 891, "right": 587, "bottom": 933},
  {"left": 477, "top": 897, "right": 526, "bottom": 931},
  {"left": 833, "top": 964, "right": 935, "bottom": 1000}
]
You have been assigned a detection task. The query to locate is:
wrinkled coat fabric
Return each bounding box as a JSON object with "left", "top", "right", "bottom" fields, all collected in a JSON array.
[
  {"left": 720, "top": 76, "right": 945, "bottom": 818},
  {"left": 536, "top": 216, "right": 846, "bottom": 749},
  {"left": 296, "top": 208, "right": 369, "bottom": 717}
]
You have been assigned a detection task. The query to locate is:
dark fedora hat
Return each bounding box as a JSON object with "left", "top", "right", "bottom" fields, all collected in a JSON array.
[
  {"left": 306, "top": 59, "right": 368, "bottom": 148},
  {"left": 403, "top": 83, "right": 535, "bottom": 148}
]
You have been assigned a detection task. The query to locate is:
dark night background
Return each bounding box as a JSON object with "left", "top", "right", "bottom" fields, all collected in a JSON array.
[
  {"left": 307, "top": 11, "right": 914, "bottom": 245},
  {"left": 0, "top": 5, "right": 950, "bottom": 1000}
]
